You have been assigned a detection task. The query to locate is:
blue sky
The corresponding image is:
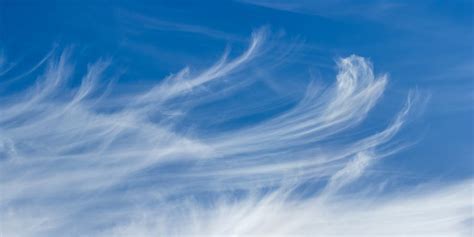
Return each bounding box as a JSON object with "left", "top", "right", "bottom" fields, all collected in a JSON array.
[{"left": 1, "top": 1, "right": 473, "bottom": 236}]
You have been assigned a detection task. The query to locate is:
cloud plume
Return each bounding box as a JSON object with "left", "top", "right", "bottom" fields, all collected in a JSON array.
[{"left": 0, "top": 30, "right": 472, "bottom": 236}]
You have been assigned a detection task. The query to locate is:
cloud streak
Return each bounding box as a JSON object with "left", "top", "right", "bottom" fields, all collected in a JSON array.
[{"left": 0, "top": 30, "right": 472, "bottom": 236}]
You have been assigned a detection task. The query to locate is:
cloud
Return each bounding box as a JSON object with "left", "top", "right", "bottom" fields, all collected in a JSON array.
[
  {"left": 237, "top": 0, "right": 404, "bottom": 20},
  {"left": 119, "top": 10, "right": 243, "bottom": 42},
  {"left": 103, "top": 179, "right": 473, "bottom": 237},
  {"left": 0, "top": 30, "right": 472, "bottom": 236}
]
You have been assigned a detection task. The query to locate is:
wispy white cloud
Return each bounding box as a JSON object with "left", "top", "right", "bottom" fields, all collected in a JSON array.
[
  {"left": 0, "top": 51, "right": 16, "bottom": 77},
  {"left": 119, "top": 10, "right": 243, "bottom": 42},
  {"left": 136, "top": 29, "right": 265, "bottom": 105},
  {"left": 238, "top": 0, "right": 404, "bottom": 20},
  {"left": 0, "top": 30, "right": 471, "bottom": 236},
  {"left": 102, "top": 179, "right": 473, "bottom": 237}
]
